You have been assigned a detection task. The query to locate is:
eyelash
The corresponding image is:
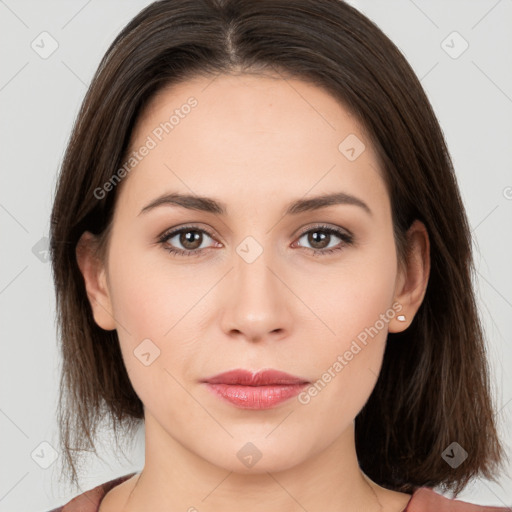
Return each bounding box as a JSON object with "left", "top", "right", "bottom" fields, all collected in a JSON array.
[{"left": 157, "top": 224, "right": 354, "bottom": 258}]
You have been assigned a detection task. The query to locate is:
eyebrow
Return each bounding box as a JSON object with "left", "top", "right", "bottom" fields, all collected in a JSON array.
[{"left": 138, "top": 191, "right": 372, "bottom": 217}]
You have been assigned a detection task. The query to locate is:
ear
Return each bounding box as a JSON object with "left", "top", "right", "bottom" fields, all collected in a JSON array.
[
  {"left": 75, "top": 231, "right": 116, "bottom": 331},
  {"left": 389, "top": 219, "right": 430, "bottom": 333}
]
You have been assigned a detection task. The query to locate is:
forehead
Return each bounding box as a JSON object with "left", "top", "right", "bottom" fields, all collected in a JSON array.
[
  {"left": 135, "top": 71, "right": 370, "bottom": 146},
  {"left": 116, "top": 72, "right": 386, "bottom": 216}
]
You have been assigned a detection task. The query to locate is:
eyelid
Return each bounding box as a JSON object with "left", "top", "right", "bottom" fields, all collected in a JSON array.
[
  {"left": 158, "top": 223, "right": 217, "bottom": 241},
  {"left": 295, "top": 222, "right": 352, "bottom": 238}
]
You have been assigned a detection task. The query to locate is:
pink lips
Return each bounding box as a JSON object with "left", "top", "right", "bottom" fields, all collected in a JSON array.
[{"left": 202, "top": 369, "right": 309, "bottom": 410}]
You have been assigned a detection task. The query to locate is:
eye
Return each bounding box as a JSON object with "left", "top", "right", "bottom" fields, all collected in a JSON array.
[
  {"left": 158, "top": 223, "right": 354, "bottom": 258},
  {"left": 158, "top": 225, "right": 217, "bottom": 257},
  {"left": 294, "top": 224, "right": 353, "bottom": 256}
]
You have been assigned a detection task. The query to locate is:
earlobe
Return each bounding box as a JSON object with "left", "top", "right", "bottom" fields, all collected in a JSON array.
[
  {"left": 75, "top": 231, "right": 117, "bottom": 331},
  {"left": 389, "top": 220, "right": 430, "bottom": 333}
]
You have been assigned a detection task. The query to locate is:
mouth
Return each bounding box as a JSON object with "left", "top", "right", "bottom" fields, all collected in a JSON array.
[{"left": 202, "top": 369, "right": 310, "bottom": 410}]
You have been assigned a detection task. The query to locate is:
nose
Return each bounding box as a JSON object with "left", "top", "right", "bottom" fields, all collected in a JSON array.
[{"left": 218, "top": 243, "right": 294, "bottom": 343}]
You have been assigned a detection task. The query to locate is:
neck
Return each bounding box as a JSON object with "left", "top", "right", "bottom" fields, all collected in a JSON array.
[{"left": 121, "top": 415, "right": 395, "bottom": 512}]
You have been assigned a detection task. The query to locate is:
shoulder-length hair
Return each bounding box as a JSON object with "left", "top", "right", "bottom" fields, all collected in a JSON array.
[{"left": 49, "top": 0, "right": 506, "bottom": 495}]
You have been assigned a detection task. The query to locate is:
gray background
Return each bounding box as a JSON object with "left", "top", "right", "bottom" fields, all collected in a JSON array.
[{"left": 0, "top": 0, "right": 511, "bottom": 510}]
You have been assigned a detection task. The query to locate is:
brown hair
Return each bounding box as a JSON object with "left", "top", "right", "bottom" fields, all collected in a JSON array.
[{"left": 49, "top": 0, "right": 507, "bottom": 495}]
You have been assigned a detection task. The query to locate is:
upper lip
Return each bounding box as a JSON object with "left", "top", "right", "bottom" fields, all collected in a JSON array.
[{"left": 203, "top": 369, "right": 309, "bottom": 386}]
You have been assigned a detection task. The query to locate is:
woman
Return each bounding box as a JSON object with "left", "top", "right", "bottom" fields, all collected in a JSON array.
[{"left": 47, "top": 0, "right": 509, "bottom": 510}]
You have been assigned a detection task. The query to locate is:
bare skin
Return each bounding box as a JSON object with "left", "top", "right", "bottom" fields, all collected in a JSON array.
[
  {"left": 99, "top": 468, "right": 412, "bottom": 512},
  {"left": 78, "top": 72, "right": 429, "bottom": 512}
]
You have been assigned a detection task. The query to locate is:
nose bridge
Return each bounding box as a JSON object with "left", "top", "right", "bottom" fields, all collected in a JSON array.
[
  {"left": 220, "top": 231, "right": 291, "bottom": 338},
  {"left": 233, "top": 233, "right": 279, "bottom": 302}
]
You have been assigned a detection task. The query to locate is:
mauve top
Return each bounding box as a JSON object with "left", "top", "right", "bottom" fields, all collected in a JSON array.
[{"left": 46, "top": 473, "right": 511, "bottom": 511}]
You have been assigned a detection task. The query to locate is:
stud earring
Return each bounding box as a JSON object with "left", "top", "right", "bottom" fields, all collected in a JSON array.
[{"left": 397, "top": 314, "right": 406, "bottom": 322}]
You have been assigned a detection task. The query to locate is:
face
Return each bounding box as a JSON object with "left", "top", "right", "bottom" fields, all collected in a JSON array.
[{"left": 81, "top": 72, "right": 417, "bottom": 474}]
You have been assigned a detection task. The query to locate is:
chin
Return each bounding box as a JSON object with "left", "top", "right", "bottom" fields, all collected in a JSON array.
[{"left": 199, "top": 436, "right": 312, "bottom": 475}]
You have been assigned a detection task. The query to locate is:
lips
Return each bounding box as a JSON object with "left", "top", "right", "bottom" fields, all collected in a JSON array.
[
  {"left": 202, "top": 369, "right": 309, "bottom": 386},
  {"left": 202, "top": 369, "right": 310, "bottom": 410}
]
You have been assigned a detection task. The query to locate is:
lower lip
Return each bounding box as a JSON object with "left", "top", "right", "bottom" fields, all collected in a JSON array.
[{"left": 204, "top": 383, "right": 308, "bottom": 409}]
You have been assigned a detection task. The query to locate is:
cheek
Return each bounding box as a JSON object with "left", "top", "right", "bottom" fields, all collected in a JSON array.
[
  {"left": 315, "top": 229, "right": 397, "bottom": 345},
  {"left": 297, "top": 234, "right": 397, "bottom": 416},
  {"left": 106, "top": 242, "right": 213, "bottom": 397},
  {"left": 107, "top": 241, "right": 207, "bottom": 338}
]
